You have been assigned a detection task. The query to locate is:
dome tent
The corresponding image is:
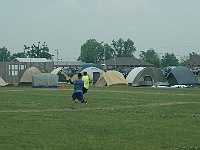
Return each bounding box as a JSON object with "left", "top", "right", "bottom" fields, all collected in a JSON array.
[
  {"left": 95, "top": 70, "right": 128, "bottom": 86},
  {"left": 167, "top": 66, "right": 199, "bottom": 86},
  {"left": 81, "top": 67, "right": 104, "bottom": 84},
  {"left": 51, "top": 68, "right": 69, "bottom": 82},
  {"left": 126, "top": 67, "right": 145, "bottom": 85},
  {"left": 126, "top": 67, "right": 167, "bottom": 86},
  {"left": 18, "top": 67, "right": 42, "bottom": 86}
]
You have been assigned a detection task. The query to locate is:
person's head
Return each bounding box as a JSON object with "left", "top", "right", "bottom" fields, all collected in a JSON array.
[
  {"left": 78, "top": 73, "right": 82, "bottom": 78},
  {"left": 83, "top": 72, "right": 87, "bottom": 76}
]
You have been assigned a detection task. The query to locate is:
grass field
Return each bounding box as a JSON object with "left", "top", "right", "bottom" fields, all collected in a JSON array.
[{"left": 0, "top": 84, "right": 200, "bottom": 150}]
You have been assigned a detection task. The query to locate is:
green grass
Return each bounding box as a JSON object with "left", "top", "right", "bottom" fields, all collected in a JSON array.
[{"left": 0, "top": 85, "right": 200, "bottom": 150}]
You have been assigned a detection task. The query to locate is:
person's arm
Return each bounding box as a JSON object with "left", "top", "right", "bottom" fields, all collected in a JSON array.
[{"left": 68, "top": 76, "right": 74, "bottom": 84}]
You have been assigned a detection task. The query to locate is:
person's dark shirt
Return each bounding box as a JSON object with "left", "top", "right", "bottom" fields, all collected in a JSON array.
[{"left": 70, "top": 78, "right": 84, "bottom": 93}]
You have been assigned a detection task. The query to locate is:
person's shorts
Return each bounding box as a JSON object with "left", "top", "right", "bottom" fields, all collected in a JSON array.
[
  {"left": 82, "top": 87, "right": 88, "bottom": 94},
  {"left": 72, "top": 92, "right": 83, "bottom": 101}
]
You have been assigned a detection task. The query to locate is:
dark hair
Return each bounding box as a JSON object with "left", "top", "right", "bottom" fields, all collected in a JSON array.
[
  {"left": 83, "top": 72, "right": 87, "bottom": 75},
  {"left": 78, "top": 73, "right": 82, "bottom": 78}
]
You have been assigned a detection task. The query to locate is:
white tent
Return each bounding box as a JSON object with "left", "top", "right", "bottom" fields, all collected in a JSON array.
[
  {"left": 126, "top": 67, "right": 145, "bottom": 84},
  {"left": 81, "top": 67, "right": 104, "bottom": 79},
  {"left": 0, "top": 77, "right": 7, "bottom": 86},
  {"left": 81, "top": 67, "right": 104, "bottom": 84}
]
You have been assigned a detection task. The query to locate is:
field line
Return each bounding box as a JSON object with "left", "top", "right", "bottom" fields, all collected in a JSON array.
[
  {"left": 1, "top": 89, "right": 200, "bottom": 97},
  {"left": 0, "top": 101, "right": 199, "bottom": 113}
]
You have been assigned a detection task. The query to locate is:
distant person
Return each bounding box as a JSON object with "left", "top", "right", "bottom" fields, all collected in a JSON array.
[
  {"left": 82, "top": 72, "right": 90, "bottom": 94},
  {"left": 69, "top": 73, "right": 87, "bottom": 109},
  {"left": 74, "top": 72, "right": 90, "bottom": 103}
]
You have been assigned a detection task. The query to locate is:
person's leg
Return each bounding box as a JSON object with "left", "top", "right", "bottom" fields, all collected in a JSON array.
[
  {"left": 82, "top": 87, "right": 88, "bottom": 103},
  {"left": 78, "top": 92, "right": 87, "bottom": 104},
  {"left": 71, "top": 99, "right": 75, "bottom": 109},
  {"left": 71, "top": 93, "right": 77, "bottom": 109},
  {"left": 82, "top": 87, "right": 87, "bottom": 94}
]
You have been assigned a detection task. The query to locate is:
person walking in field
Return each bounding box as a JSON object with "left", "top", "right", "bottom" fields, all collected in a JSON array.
[
  {"left": 69, "top": 73, "right": 87, "bottom": 109},
  {"left": 82, "top": 72, "right": 90, "bottom": 95}
]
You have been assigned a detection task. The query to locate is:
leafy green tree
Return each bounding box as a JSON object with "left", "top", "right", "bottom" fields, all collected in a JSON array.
[
  {"left": 140, "top": 48, "right": 160, "bottom": 68},
  {"left": 78, "top": 38, "right": 137, "bottom": 63},
  {"left": 189, "top": 52, "right": 198, "bottom": 58},
  {"left": 10, "top": 52, "right": 26, "bottom": 60},
  {"left": 111, "top": 38, "right": 136, "bottom": 57},
  {"left": 0, "top": 47, "right": 11, "bottom": 62},
  {"left": 161, "top": 52, "right": 179, "bottom": 67},
  {"left": 78, "top": 39, "right": 104, "bottom": 63},
  {"left": 24, "top": 42, "right": 52, "bottom": 59},
  {"left": 103, "top": 43, "right": 115, "bottom": 60},
  {"left": 179, "top": 56, "right": 189, "bottom": 66}
]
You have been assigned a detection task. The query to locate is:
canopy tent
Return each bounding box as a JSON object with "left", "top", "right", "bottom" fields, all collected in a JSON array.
[
  {"left": 95, "top": 70, "right": 128, "bottom": 86},
  {"left": 81, "top": 67, "right": 105, "bottom": 84},
  {"left": 32, "top": 73, "right": 58, "bottom": 88},
  {"left": 167, "top": 66, "right": 199, "bottom": 86},
  {"left": 126, "top": 67, "right": 167, "bottom": 86},
  {"left": 0, "top": 77, "right": 7, "bottom": 86},
  {"left": 51, "top": 68, "right": 69, "bottom": 82},
  {"left": 18, "top": 67, "right": 42, "bottom": 86}
]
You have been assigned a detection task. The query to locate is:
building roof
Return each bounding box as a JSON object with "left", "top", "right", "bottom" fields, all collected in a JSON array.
[
  {"left": 53, "top": 60, "right": 86, "bottom": 66},
  {"left": 12, "top": 58, "right": 48, "bottom": 62},
  {"left": 104, "top": 57, "right": 154, "bottom": 66},
  {"left": 191, "top": 55, "right": 200, "bottom": 65}
]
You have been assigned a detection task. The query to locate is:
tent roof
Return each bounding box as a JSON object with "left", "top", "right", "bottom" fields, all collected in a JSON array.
[
  {"left": 126, "top": 67, "right": 166, "bottom": 84},
  {"left": 167, "top": 66, "right": 199, "bottom": 85},
  {"left": 51, "top": 68, "right": 63, "bottom": 74},
  {"left": 96, "top": 70, "right": 128, "bottom": 86},
  {"left": 134, "top": 67, "right": 166, "bottom": 83},
  {"left": 19, "top": 67, "right": 41, "bottom": 83},
  {"left": 126, "top": 67, "right": 145, "bottom": 83},
  {"left": 103, "top": 57, "right": 154, "bottom": 66},
  {"left": 0, "top": 77, "right": 7, "bottom": 86},
  {"left": 12, "top": 58, "right": 48, "bottom": 62},
  {"left": 81, "top": 67, "right": 104, "bottom": 79},
  {"left": 51, "top": 68, "right": 69, "bottom": 82}
]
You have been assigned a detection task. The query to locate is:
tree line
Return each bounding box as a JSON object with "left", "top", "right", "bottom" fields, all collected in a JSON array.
[
  {"left": 78, "top": 38, "right": 197, "bottom": 68},
  {"left": 0, "top": 42, "right": 52, "bottom": 62},
  {"left": 0, "top": 39, "right": 198, "bottom": 68}
]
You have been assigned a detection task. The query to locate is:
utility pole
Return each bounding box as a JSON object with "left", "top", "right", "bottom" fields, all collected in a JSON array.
[
  {"left": 104, "top": 46, "right": 106, "bottom": 65},
  {"left": 55, "top": 49, "right": 62, "bottom": 68},
  {"left": 55, "top": 49, "right": 59, "bottom": 68}
]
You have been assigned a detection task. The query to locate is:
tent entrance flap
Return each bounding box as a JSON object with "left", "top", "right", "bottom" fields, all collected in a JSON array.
[{"left": 137, "top": 75, "right": 154, "bottom": 86}]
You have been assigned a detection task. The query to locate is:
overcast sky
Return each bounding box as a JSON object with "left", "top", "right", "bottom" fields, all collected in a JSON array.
[{"left": 0, "top": 0, "right": 200, "bottom": 60}]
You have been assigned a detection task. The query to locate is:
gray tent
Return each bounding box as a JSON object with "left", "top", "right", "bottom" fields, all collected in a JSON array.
[
  {"left": 167, "top": 66, "right": 199, "bottom": 86},
  {"left": 32, "top": 73, "right": 59, "bottom": 88}
]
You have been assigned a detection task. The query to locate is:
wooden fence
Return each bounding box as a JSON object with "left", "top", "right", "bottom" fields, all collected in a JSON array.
[{"left": 0, "top": 62, "right": 54, "bottom": 83}]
